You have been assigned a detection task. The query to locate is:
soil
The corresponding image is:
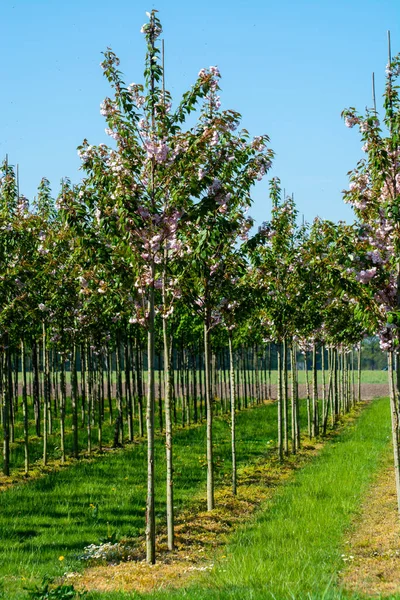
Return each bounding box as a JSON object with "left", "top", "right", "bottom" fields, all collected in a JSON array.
[{"left": 340, "top": 448, "right": 400, "bottom": 597}]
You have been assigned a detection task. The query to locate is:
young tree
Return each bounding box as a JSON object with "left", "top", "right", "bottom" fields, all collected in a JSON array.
[{"left": 342, "top": 51, "right": 400, "bottom": 510}]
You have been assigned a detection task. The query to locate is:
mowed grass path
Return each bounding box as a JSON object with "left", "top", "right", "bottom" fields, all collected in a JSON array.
[
  {"left": 1, "top": 401, "right": 285, "bottom": 599},
  {"left": 95, "top": 397, "right": 391, "bottom": 600}
]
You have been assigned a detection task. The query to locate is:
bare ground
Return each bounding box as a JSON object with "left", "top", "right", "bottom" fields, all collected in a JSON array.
[{"left": 340, "top": 447, "right": 400, "bottom": 597}]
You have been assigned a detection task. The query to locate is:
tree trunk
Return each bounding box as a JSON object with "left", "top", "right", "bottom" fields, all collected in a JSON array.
[
  {"left": 163, "top": 311, "right": 174, "bottom": 550},
  {"left": 42, "top": 322, "right": 48, "bottom": 466},
  {"left": 71, "top": 345, "right": 79, "bottom": 459},
  {"left": 312, "top": 343, "right": 319, "bottom": 438},
  {"left": 2, "top": 346, "right": 10, "bottom": 476},
  {"left": 277, "top": 342, "right": 283, "bottom": 462},
  {"left": 21, "top": 339, "right": 29, "bottom": 474},
  {"left": 33, "top": 340, "right": 40, "bottom": 437},
  {"left": 388, "top": 351, "right": 400, "bottom": 513},
  {"left": 283, "top": 338, "right": 288, "bottom": 455},
  {"left": 304, "top": 353, "right": 311, "bottom": 439},
  {"left": 204, "top": 313, "right": 214, "bottom": 510},
  {"left": 290, "top": 342, "right": 297, "bottom": 454},
  {"left": 228, "top": 331, "right": 237, "bottom": 495},
  {"left": 60, "top": 355, "right": 66, "bottom": 463},
  {"left": 146, "top": 275, "right": 156, "bottom": 564}
]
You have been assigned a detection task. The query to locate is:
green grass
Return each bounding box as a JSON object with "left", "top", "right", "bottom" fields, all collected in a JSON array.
[
  {"left": 89, "top": 398, "right": 391, "bottom": 600},
  {"left": 0, "top": 400, "right": 297, "bottom": 600},
  {"left": 206, "top": 397, "right": 392, "bottom": 599},
  {"left": 1, "top": 397, "right": 394, "bottom": 600}
]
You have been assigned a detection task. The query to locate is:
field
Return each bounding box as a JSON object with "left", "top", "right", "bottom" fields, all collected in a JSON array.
[
  {"left": 2, "top": 5, "right": 400, "bottom": 600},
  {"left": 1, "top": 381, "right": 399, "bottom": 600}
]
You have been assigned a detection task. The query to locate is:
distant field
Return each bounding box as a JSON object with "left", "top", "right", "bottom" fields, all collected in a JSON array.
[{"left": 26, "top": 367, "right": 387, "bottom": 386}]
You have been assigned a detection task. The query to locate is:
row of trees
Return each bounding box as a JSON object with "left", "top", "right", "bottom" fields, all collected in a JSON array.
[{"left": 1, "top": 12, "right": 399, "bottom": 561}]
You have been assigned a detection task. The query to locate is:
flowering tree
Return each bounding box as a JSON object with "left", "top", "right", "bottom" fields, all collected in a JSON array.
[
  {"left": 177, "top": 122, "right": 273, "bottom": 508},
  {"left": 342, "top": 51, "right": 400, "bottom": 509},
  {"left": 247, "top": 179, "right": 301, "bottom": 458},
  {"left": 72, "top": 9, "right": 273, "bottom": 560}
]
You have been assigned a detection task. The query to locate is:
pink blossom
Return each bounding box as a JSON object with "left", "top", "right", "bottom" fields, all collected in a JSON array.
[
  {"left": 144, "top": 139, "right": 170, "bottom": 163},
  {"left": 345, "top": 115, "right": 360, "bottom": 128},
  {"left": 355, "top": 267, "right": 377, "bottom": 284},
  {"left": 209, "top": 66, "right": 220, "bottom": 77},
  {"left": 210, "top": 131, "right": 219, "bottom": 147}
]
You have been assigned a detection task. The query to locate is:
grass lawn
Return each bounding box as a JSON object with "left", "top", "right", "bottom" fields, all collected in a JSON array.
[
  {"left": 1, "top": 396, "right": 394, "bottom": 600},
  {"left": 82, "top": 398, "right": 392, "bottom": 600},
  {"left": 0, "top": 400, "right": 289, "bottom": 600}
]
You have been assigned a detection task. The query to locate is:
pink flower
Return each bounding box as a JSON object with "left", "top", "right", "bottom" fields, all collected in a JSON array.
[
  {"left": 345, "top": 115, "right": 359, "bottom": 128},
  {"left": 209, "top": 66, "right": 220, "bottom": 77},
  {"left": 355, "top": 267, "right": 377, "bottom": 284}
]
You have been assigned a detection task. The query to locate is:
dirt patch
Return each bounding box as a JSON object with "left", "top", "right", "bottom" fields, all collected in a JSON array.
[{"left": 340, "top": 449, "right": 400, "bottom": 597}]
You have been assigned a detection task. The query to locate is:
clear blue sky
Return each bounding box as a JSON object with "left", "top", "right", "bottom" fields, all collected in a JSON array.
[{"left": 2, "top": 0, "right": 399, "bottom": 226}]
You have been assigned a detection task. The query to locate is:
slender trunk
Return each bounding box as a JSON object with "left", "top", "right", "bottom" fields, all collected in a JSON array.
[
  {"left": 268, "top": 343, "right": 272, "bottom": 399},
  {"left": 81, "top": 343, "right": 86, "bottom": 426},
  {"left": 157, "top": 352, "right": 163, "bottom": 432},
  {"left": 42, "top": 322, "right": 48, "bottom": 466},
  {"left": 243, "top": 347, "right": 248, "bottom": 408},
  {"left": 228, "top": 331, "right": 237, "bottom": 495},
  {"left": 146, "top": 268, "right": 156, "bottom": 563},
  {"left": 21, "top": 339, "right": 29, "bottom": 474},
  {"left": 163, "top": 311, "right": 174, "bottom": 550},
  {"left": 323, "top": 353, "right": 334, "bottom": 436},
  {"left": 388, "top": 351, "right": 400, "bottom": 513},
  {"left": 283, "top": 338, "right": 288, "bottom": 455},
  {"left": 97, "top": 361, "right": 103, "bottom": 451},
  {"left": 86, "top": 345, "right": 92, "bottom": 455},
  {"left": 9, "top": 351, "right": 14, "bottom": 445},
  {"left": 290, "top": 343, "right": 296, "bottom": 454},
  {"left": 33, "top": 340, "right": 40, "bottom": 436},
  {"left": 60, "top": 355, "right": 66, "bottom": 463},
  {"left": 71, "top": 345, "right": 79, "bottom": 459},
  {"left": 333, "top": 348, "right": 339, "bottom": 425},
  {"left": 193, "top": 351, "right": 198, "bottom": 423},
  {"left": 321, "top": 344, "right": 326, "bottom": 421},
  {"left": 2, "top": 345, "right": 10, "bottom": 476},
  {"left": 351, "top": 350, "right": 355, "bottom": 407},
  {"left": 136, "top": 341, "right": 144, "bottom": 437},
  {"left": 198, "top": 343, "right": 203, "bottom": 420},
  {"left": 312, "top": 343, "right": 319, "bottom": 438},
  {"left": 204, "top": 313, "right": 214, "bottom": 510},
  {"left": 304, "top": 353, "right": 311, "bottom": 439},
  {"left": 107, "top": 351, "right": 113, "bottom": 424},
  {"left": 125, "top": 342, "right": 134, "bottom": 442},
  {"left": 113, "top": 340, "right": 123, "bottom": 447},
  {"left": 277, "top": 342, "right": 283, "bottom": 462}
]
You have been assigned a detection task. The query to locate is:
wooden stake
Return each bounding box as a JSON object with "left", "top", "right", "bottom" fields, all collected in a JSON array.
[
  {"left": 372, "top": 72, "right": 376, "bottom": 112},
  {"left": 162, "top": 39, "right": 165, "bottom": 104}
]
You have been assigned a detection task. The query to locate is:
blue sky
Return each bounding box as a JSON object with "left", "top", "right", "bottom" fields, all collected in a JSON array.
[{"left": 1, "top": 0, "right": 399, "bottom": 226}]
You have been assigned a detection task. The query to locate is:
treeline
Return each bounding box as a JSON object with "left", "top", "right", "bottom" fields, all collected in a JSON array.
[{"left": 2, "top": 337, "right": 363, "bottom": 475}]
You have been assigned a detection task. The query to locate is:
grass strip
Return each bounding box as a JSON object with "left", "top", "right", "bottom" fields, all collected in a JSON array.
[{"left": 98, "top": 397, "right": 391, "bottom": 600}]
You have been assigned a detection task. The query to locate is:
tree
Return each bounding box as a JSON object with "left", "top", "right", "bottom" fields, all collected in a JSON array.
[{"left": 342, "top": 50, "right": 400, "bottom": 510}]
